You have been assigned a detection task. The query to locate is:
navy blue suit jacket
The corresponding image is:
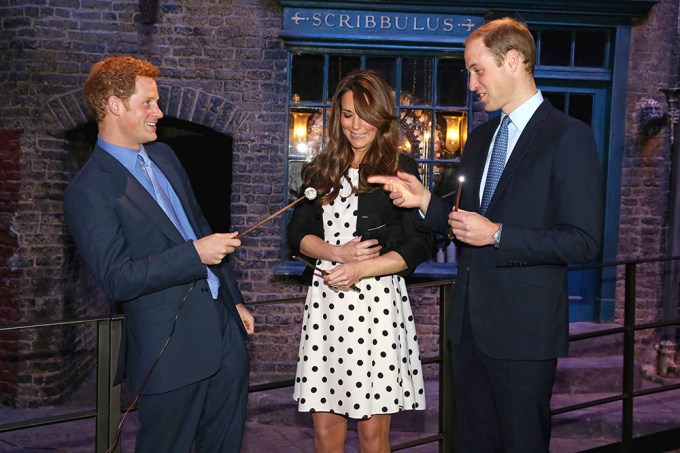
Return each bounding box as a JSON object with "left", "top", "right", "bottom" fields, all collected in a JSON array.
[
  {"left": 422, "top": 100, "right": 603, "bottom": 360},
  {"left": 64, "top": 142, "right": 246, "bottom": 395}
]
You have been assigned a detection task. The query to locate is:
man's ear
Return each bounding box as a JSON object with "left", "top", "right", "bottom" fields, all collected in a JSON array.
[
  {"left": 107, "top": 96, "right": 121, "bottom": 116},
  {"left": 505, "top": 49, "right": 521, "bottom": 73}
]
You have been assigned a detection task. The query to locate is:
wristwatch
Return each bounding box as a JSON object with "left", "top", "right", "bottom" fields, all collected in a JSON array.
[{"left": 492, "top": 223, "right": 503, "bottom": 249}]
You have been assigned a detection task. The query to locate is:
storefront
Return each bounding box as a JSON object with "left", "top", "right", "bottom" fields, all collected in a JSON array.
[{"left": 277, "top": 0, "right": 658, "bottom": 322}]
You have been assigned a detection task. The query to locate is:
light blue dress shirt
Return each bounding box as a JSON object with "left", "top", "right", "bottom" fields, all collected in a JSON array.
[{"left": 98, "top": 137, "right": 221, "bottom": 297}]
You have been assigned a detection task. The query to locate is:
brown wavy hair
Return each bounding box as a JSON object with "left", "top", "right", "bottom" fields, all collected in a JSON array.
[
  {"left": 300, "top": 70, "right": 402, "bottom": 205},
  {"left": 84, "top": 56, "right": 160, "bottom": 122}
]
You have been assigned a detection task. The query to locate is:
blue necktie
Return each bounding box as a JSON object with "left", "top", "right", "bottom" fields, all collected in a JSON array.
[
  {"left": 138, "top": 149, "right": 221, "bottom": 298},
  {"left": 480, "top": 115, "right": 511, "bottom": 215}
]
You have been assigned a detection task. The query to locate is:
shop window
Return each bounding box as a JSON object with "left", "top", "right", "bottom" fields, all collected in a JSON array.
[
  {"left": 532, "top": 28, "right": 610, "bottom": 69},
  {"left": 288, "top": 52, "right": 468, "bottom": 197},
  {"left": 285, "top": 52, "right": 470, "bottom": 264}
]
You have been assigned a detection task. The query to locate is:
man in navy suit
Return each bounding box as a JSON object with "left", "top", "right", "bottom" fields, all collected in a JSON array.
[
  {"left": 64, "top": 56, "right": 254, "bottom": 452},
  {"left": 370, "top": 18, "right": 603, "bottom": 452}
]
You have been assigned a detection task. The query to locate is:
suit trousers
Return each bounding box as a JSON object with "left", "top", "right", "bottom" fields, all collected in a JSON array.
[
  {"left": 135, "top": 293, "right": 250, "bottom": 453},
  {"left": 451, "top": 297, "right": 556, "bottom": 453}
]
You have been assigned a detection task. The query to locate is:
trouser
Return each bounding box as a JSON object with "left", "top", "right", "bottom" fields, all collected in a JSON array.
[
  {"left": 135, "top": 296, "right": 250, "bottom": 453},
  {"left": 451, "top": 300, "right": 556, "bottom": 453}
]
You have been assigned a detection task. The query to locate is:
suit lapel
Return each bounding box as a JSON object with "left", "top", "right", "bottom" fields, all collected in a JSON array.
[
  {"left": 460, "top": 119, "right": 497, "bottom": 212},
  {"left": 93, "top": 146, "right": 186, "bottom": 243},
  {"left": 484, "top": 101, "right": 552, "bottom": 215}
]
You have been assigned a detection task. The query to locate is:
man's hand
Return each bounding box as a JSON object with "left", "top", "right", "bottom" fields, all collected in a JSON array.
[
  {"left": 368, "top": 171, "right": 431, "bottom": 214},
  {"left": 236, "top": 303, "right": 255, "bottom": 334},
  {"left": 449, "top": 209, "right": 498, "bottom": 247},
  {"left": 194, "top": 232, "right": 241, "bottom": 265}
]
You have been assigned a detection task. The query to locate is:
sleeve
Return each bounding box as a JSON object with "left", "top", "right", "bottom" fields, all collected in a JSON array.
[
  {"left": 498, "top": 119, "right": 603, "bottom": 266},
  {"left": 287, "top": 197, "right": 323, "bottom": 256},
  {"left": 389, "top": 155, "right": 433, "bottom": 275},
  {"left": 64, "top": 178, "right": 207, "bottom": 302}
]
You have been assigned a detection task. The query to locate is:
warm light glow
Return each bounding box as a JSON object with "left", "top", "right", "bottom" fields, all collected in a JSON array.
[
  {"left": 460, "top": 115, "right": 468, "bottom": 150},
  {"left": 444, "top": 115, "right": 462, "bottom": 152},
  {"left": 291, "top": 112, "right": 311, "bottom": 150}
]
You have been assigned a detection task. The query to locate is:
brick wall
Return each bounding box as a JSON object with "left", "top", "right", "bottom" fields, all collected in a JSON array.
[
  {"left": 0, "top": 0, "right": 299, "bottom": 404},
  {"left": 0, "top": 130, "right": 22, "bottom": 405},
  {"left": 0, "top": 0, "right": 678, "bottom": 404},
  {"left": 619, "top": 0, "right": 680, "bottom": 363}
]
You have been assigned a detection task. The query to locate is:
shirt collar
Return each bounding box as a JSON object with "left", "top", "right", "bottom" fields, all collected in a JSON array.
[
  {"left": 505, "top": 90, "right": 544, "bottom": 133},
  {"left": 98, "top": 136, "right": 143, "bottom": 173}
]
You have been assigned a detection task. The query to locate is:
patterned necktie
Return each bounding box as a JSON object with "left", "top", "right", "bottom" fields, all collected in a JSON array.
[
  {"left": 137, "top": 149, "right": 189, "bottom": 239},
  {"left": 138, "top": 149, "right": 221, "bottom": 298},
  {"left": 480, "top": 115, "right": 511, "bottom": 215}
]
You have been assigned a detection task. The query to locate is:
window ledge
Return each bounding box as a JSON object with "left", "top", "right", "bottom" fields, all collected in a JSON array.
[{"left": 274, "top": 261, "right": 457, "bottom": 279}]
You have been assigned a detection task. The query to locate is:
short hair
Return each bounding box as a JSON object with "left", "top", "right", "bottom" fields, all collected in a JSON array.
[
  {"left": 83, "top": 56, "right": 160, "bottom": 122},
  {"left": 466, "top": 17, "right": 536, "bottom": 75}
]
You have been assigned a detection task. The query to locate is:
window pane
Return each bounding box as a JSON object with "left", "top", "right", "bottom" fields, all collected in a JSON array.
[
  {"left": 288, "top": 160, "right": 305, "bottom": 200},
  {"left": 401, "top": 57, "right": 433, "bottom": 106},
  {"left": 418, "top": 162, "right": 431, "bottom": 190},
  {"left": 433, "top": 162, "right": 459, "bottom": 200},
  {"left": 400, "top": 108, "right": 433, "bottom": 159},
  {"left": 436, "top": 111, "right": 467, "bottom": 160},
  {"left": 544, "top": 92, "right": 566, "bottom": 112},
  {"left": 291, "top": 54, "right": 324, "bottom": 102},
  {"left": 569, "top": 94, "right": 594, "bottom": 126},
  {"left": 437, "top": 58, "right": 468, "bottom": 107},
  {"left": 328, "top": 55, "right": 361, "bottom": 99},
  {"left": 289, "top": 108, "right": 323, "bottom": 158},
  {"left": 575, "top": 31, "right": 606, "bottom": 67},
  {"left": 540, "top": 30, "right": 572, "bottom": 66},
  {"left": 365, "top": 56, "right": 398, "bottom": 90}
]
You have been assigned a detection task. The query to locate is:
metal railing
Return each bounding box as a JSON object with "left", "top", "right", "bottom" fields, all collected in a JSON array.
[
  {"left": 552, "top": 257, "right": 680, "bottom": 453},
  {"left": 1, "top": 258, "right": 679, "bottom": 452},
  {"left": 0, "top": 281, "right": 453, "bottom": 452}
]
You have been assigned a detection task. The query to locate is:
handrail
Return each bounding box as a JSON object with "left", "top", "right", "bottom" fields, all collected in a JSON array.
[
  {"left": 0, "top": 280, "right": 454, "bottom": 453},
  {"left": 1, "top": 258, "right": 679, "bottom": 452}
]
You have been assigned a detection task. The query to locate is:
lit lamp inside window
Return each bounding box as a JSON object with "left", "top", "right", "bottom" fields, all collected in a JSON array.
[
  {"left": 291, "top": 111, "right": 311, "bottom": 154},
  {"left": 443, "top": 113, "right": 468, "bottom": 153}
]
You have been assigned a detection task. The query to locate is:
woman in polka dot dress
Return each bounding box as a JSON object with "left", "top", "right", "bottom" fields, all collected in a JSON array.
[{"left": 287, "top": 70, "right": 431, "bottom": 452}]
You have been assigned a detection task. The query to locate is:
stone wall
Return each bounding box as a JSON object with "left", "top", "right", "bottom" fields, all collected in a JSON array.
[
  {"left": 1, "top": 0, "right": 679, "bottom": 405},
  {"left": 0, "top": 0, "right": 296, "bottom": 405},
  {"left": 619, "top": 0, "right": 680, "bottom": 364}
]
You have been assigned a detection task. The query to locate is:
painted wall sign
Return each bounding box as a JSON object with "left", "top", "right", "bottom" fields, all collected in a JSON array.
[{"left": 282, "top": 8, "right": 483, "bottom": 39}]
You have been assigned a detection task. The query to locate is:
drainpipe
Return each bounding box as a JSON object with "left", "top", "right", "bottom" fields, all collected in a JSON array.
[{"left": 661, "top": 89, "right": 680, "bottom": 348}]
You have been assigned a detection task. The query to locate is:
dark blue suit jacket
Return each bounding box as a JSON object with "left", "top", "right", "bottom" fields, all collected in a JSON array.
[
  {"left": 422, "top": 100, "right": 603, "bottom": 360},
  {"left": 64, "top": 142, "right": 246, "bottom": 395}
]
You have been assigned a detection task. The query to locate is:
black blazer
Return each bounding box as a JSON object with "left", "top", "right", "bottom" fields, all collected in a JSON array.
[
  {"left": 64, "top": 142, "right": 246, "bottom": 395},
  {"left": 422, "top": 100, "right": 604, "bottom": 360},
  {"left": 288, "top": 154, "right": 431, "bottom": 283}
]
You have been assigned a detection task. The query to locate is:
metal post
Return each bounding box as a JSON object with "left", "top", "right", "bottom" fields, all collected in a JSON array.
[
  {"left": 95, "top": 320, "right": 112, "bottom": 452},
  {"left": 440, "top": 282, "right": 455, "bottom": 453},
  {"left": 622, "top": 263, "right": 636, "bottom": 453},
  {"left": 95, "top": 318, "right": 122, "bottom": 453}
]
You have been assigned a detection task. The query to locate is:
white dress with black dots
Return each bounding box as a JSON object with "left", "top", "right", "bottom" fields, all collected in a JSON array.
[{"left": 294, "top": 168, "right": 426, "bottom": 419}]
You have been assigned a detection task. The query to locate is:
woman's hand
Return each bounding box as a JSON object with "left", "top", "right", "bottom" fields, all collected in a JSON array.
[
  {"left": 333, "top": 236, "right": 381, "bottom": 263},
  {"left": 323, "top": 261, "right": 363, "bottom": 290}
]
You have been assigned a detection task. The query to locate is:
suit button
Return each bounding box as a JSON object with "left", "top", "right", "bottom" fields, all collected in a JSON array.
[{"left": 201, "top": 287, "right": 209, "bottom": 293}]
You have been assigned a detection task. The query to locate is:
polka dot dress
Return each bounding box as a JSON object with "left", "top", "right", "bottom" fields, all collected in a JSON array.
[{"left": 294, "top": 168, "right": 426, "bottom": 419}]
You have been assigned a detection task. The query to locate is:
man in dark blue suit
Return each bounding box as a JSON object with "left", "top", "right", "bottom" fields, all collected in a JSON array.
[
  {"left": 370, "top": 18, "right": 603, "bottom": 452},
  {"left": 64, "top": 56, "right": 254, "bottom": 452}
]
